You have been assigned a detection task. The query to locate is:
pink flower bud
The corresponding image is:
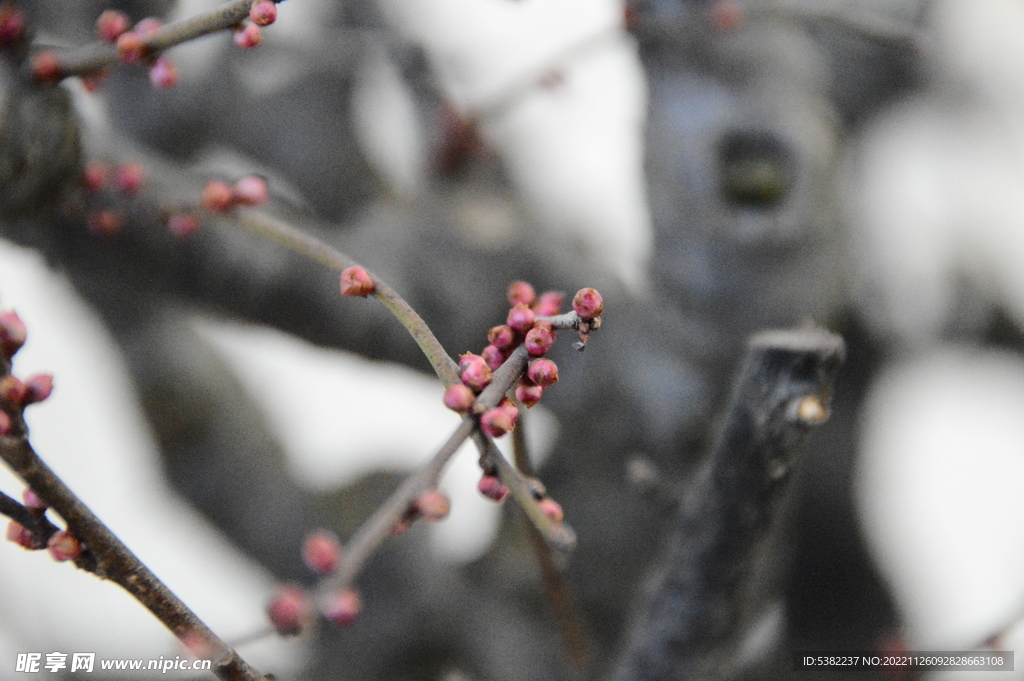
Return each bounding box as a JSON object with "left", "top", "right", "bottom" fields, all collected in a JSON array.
[
  {"left": 81, "top": 69, "right": 109, "bottom": 93},
  {"left": 24, "top": 374, "right": 53, "bottom": 404},
  {"left": 6, "top": 521, "right": 34, "bottom": 549},
  {"left": 82, "top": 163, "right": 109, "bottom": 192},
  {"left": 167, "top": 213, "right": 200, "bottom": 237},
  {"left": 115, "top": 31, "right": 146, "bottom": 63},
  {"left": 515, "top": 382, "right": 543, "bottom": 407},
  {"left": 323, "top": 588, "right": 361, "bottom": 627},
  {"left": 0, "top": 375, "right": 27, "bottom": 407},
  {"left": 487, "top": 325, "right": 515, "bottom": 350},
  {"left": 0, "top": 409, "right": 10, "bottom": 436},
  {"left": 442, "top": 383, "right": 475, "bottom": 413},
  {"left": 86, "top": 210, "right": 121, "bottom": 237},
  {"left": 507, "top": 303, "right": 536, "bottom": 334},
  {"left": 0, "top": 5, "right": 25, "bottom": 46},
  {"left": 47, "top": 530, "right": 82, "bottom": 562},
  {"left": 30, "top": 51, "right": 61, "bottom": 84},
  {"left": 302, "top": 529, "right": 341, "bottom": 575},
  {"left": 572, "top": 287, "right": 604, "bottom": 320},
  {"left": 538, "top": 498, "right": 564, "bottom": 526},
  {"left": 22, "top": 489, "right": 46, "bottom": 511},
  {"left": 233, "top": 22, "right": 262, "bottom": 49},
  {"left": 390, "top": 518, "right": 410, "bottom": 537},
  {"left": 477, "top": 475, "right": 508, "bottom": 503},
  {"left": 481, "top": 344, "right": 505, "bottom": 371},
  {"left": 497, "top": 398, "right": 519, "bottom": 428},
  {"left": 201, "top": 180, "right": 234, "bottom": 212},
  {"left": 506, "top": 281, "right": 536, "bottom": 307},
  {"left": 250, "top": 1, "right": 278, "bottom": 26},
  {"left": 133, "top": 17, "right": 163, "bottom": 38},
  {"left": 231, "top": 175, "right": 269, "bottom": 206},
  {"left": 459, "top": 355, "right": 492, "bottom": 392},
  {"left": 480, "top": 408, "right": 513, "bottom": 438},
  {"left": 339, "top": 266, "right": 374, "bottom": 297},
  {"left": 267, "top": 585, "right": 313, "bottom": 636},
  {"left": 96, "top": 9, "right": 130, "bottom": 43},
  {"left": 414, "top": 489, "right": 451, "bottom": 522},
  {"left": 527, "top": 358, "right": 559, "bottom": 388},
  {"left": 524, "top": 321, "right": 555, "bottom": 357},
  {"left": 149, "top": 56, "right": 178, "bottom": 89},
  {"left": 0, "top": 311, "right": 27, "bottom": 358},
  {"left": 533, "top": 291, "right": 564, "bottom": 317},
  {"left": 114, "top": 162, "right": 145, "bottom": 194}
]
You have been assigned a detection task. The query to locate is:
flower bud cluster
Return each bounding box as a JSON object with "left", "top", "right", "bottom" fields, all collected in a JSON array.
[{"left": 200, "top": 176, "right": 269, "bottom": 213}]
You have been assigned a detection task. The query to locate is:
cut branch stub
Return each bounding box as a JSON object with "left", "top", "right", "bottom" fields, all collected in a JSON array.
[{"left": 612, "top": 327, "right": 845, "bottom": 681}]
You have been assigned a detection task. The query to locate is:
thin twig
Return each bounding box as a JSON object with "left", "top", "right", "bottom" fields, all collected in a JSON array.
[
  {"left": 42, "top": 0, "right": 283, "bottom": 80},
  {"left": 0, "top": 489, "right": 62, "bottom": 548}
]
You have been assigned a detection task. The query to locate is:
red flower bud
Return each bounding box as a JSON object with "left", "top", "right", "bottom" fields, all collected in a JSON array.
[
  {"left": 572, "top": 287, "right": 604, "bottom": 320},
  {"left": 0, "top": 311, "right": 26, "bottom": 358},
  {"left": 267, "top": 585, "right": 313, "bottom": 636},
  {"left": 414, "top": 489, "right": 451, "bottom": 522},
  {"left": 538, "top": 498, "right": 564, "bottom": 526},
  {"left": 23, "top": 374, "right": 53, "bottom": 405},
  {"left": 323, "top": 588, "right": 361, "bottom": 627},
  {"left": 200, "top": 180, "right": 234, "bottom": 212},
  {"left": 497, "top": 398, "right": 519, "bottom": 428},
  {"left": 149, "top": 56, "right": 178, "bottom": 89},
  {"left": 81, "top": 69, "right": 109, "bottom": 93},
  {"left": 302, "top": 529, "right": 341, "bottom": 575},
  {"left": 524, "top": 321, "right": 555, "bottom": 357},
  {"left": 233, "top": 22, "right": 262, "bottom": 49},
  {"left": 487, "top": 325, "right": 515, "bottom": 350},
  {"left": 6, "top": 521, "right": 34, "bottom": 549},
  {"left": 0, "top": 409, "right": 10, "bottom": 436},
  {"left": 231, "top": 175, "right": 269, "bottom": 206},
  {"left": 527, "top": 358, "right": 559, "bottom": 387},
  {"left": 114, "top": 162, "right": 145, "bottom": 194},
  {"left": 250, "top": 1, "right": 278, "bottom": 26},
  {"left": 507, "top": 303, "right": 536, "bottom": 334},
  {"left": 459, "top": 355, "right": 492, "bottom": 392},
  {"left": 443, "top": 384, "right": 475, "bottom": 413},
  {"left": 115, "top": 31, "right": 146, "bottom": 63},
  {"left": 481, "top": 344, "right": 505, "bottom": 371},
  {"left": 96, "top": 9, "right": 130, "bottom": 43},
  {"left": 47, "top": 530, "right": 82, "bottom": 562},
  {"left": 0, "top": 375, "right": 27, "bottom": 407},
  {"left": 167, "top": 213, "right": 200, "bottom": 237},
  {"left": 30, "top": 51, "right": 61, "bottom": 84},
  {"left": 477, "top": 475, "right": 508, "bottom": 503},
  {"left": 86, "top": 210, "right": 121, "bottom": 237},
  {"left": 82, "top": 163, "right": 109, "bottom": 192},
  {"left": 0, "top": 5, "right": 25, "bottom": 46},
  {"left": 515, "top": 382, "right": 543, "bottom": 407},
  {"left": 22, "top": 489, "right": 46, "bottom": 511},
  {"left": 339, "top": 266, "right": 374, "bottom": 297},
  {"left": 480, "top": 408, "right": 513, "bottom": 438},
  {"left": 507, "top": 280, "right": 536, "bottom": 307},
  {"left": 533, "top": 291, "right": 564, "bottom": 317},
  {"left": 133, "top": 17, "right": 163, "bottom": 38}
]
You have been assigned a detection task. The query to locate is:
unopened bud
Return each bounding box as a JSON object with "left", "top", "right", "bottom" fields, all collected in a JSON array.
[
  {"left": 459, "top": 354, "right": 492, "bottom": 392},
  {"left": 24, "top": 375, "right": 53, "bottom": 404},
  {"left": 267, "top": 585, "right": 313, "bottom": 636},
  {"left": 477, "top": 475, "right": 508, "bottom": 503},
  {"left": 115, "top": 31, "right": 146, "bottom": 63},
  {"left": 481, "top": 344, "right": 505, "bottom": 371},
  {"left": 86, "top": 210, "right": 121, "bottom": 237},
  {"left": 47, "top": 530, "right": 82, "bottom": 562},
  {"left": 148, "top": 56, "right": 178, "bottom": 89},
  {"left": 533, "top": 291, "right": 564, "bottom": 317},
  {"left": 323, "top": 588, "right": 361, "bottom": 627},
  {"left": 231, "top": 175, "right": 269, "bottom": 206},
  {"left": 497, "top": 398, "right": 519, "bottom": 428},
  {"left": 22, "top": 489, "right": 46, "bottom": 511},
  {"left": 0, "top": 311, "right": 26, "bottom": 357},
  {"left": 250, "top": 1, "right": 278, "bottom": 26},
  {"left": 572, "top": 287, "right": 604, "bottom": 320},
  {"left": 0, "top": 5, "right": 25, "bottom": 46},
  {"left": 515, "top": 382, "right": 543, "bottom": 407},
  {"left": 524, "top": 321, "right": 555, "bottom": 357},
  {"left": 0, "top": 409, "right": 10, "bottom": 436},
  {"left": 507, "top": 303, "right": 535, "bottom": 334},
  {"left": 200, "top": 180, "right": 233, "bottom": 212},
  {"left": 30, "top": 51, "right": 61, "bottom": 83},
  {"left": 339, "top": 266, "right": 374, "bottom": 297},
  {"left": 507, "top": 281, "right": 536, "bottom": 307},
  {"left": 233, "top": 22, "right": 262, "bottom": 49},
  {"left": 538, "top": 498, "right": 564, "bottom": 526},
  {"left": 487, "top": 325, "right": 515, "bottom": 350},
  {"left": 302, "top": 529, "right": 341, "bottom": 575},
  {"left": 480, "top": 408, "right": 513, "bottom": 438},
  {"left": 6, "top": 521, "right": 34, "bottom": 549},
  {"left": 443, "top": 384, "right": 475, "bottom": 413},
  {"left": 527, "top": 358, "right": 559, "bottom": 388},
  {"left": 96, "top": 9, "right": 130, "bottom": 43},
  {"left": 167, "top": 213, "right": 200, "bottom": 237},
  {"left": 114, "top": 162, "right": 145, "bottom": 194},
  {"left": 0, "top": 375, "right": 27, "bottom": 407},
  {"left": 414, "top": 489, "right": 451, "bottom": 522}
]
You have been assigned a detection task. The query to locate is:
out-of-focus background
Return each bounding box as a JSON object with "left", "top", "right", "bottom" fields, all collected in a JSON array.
[{"left": 1, "top": 0, "right": 1024, "bottom": 678}]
